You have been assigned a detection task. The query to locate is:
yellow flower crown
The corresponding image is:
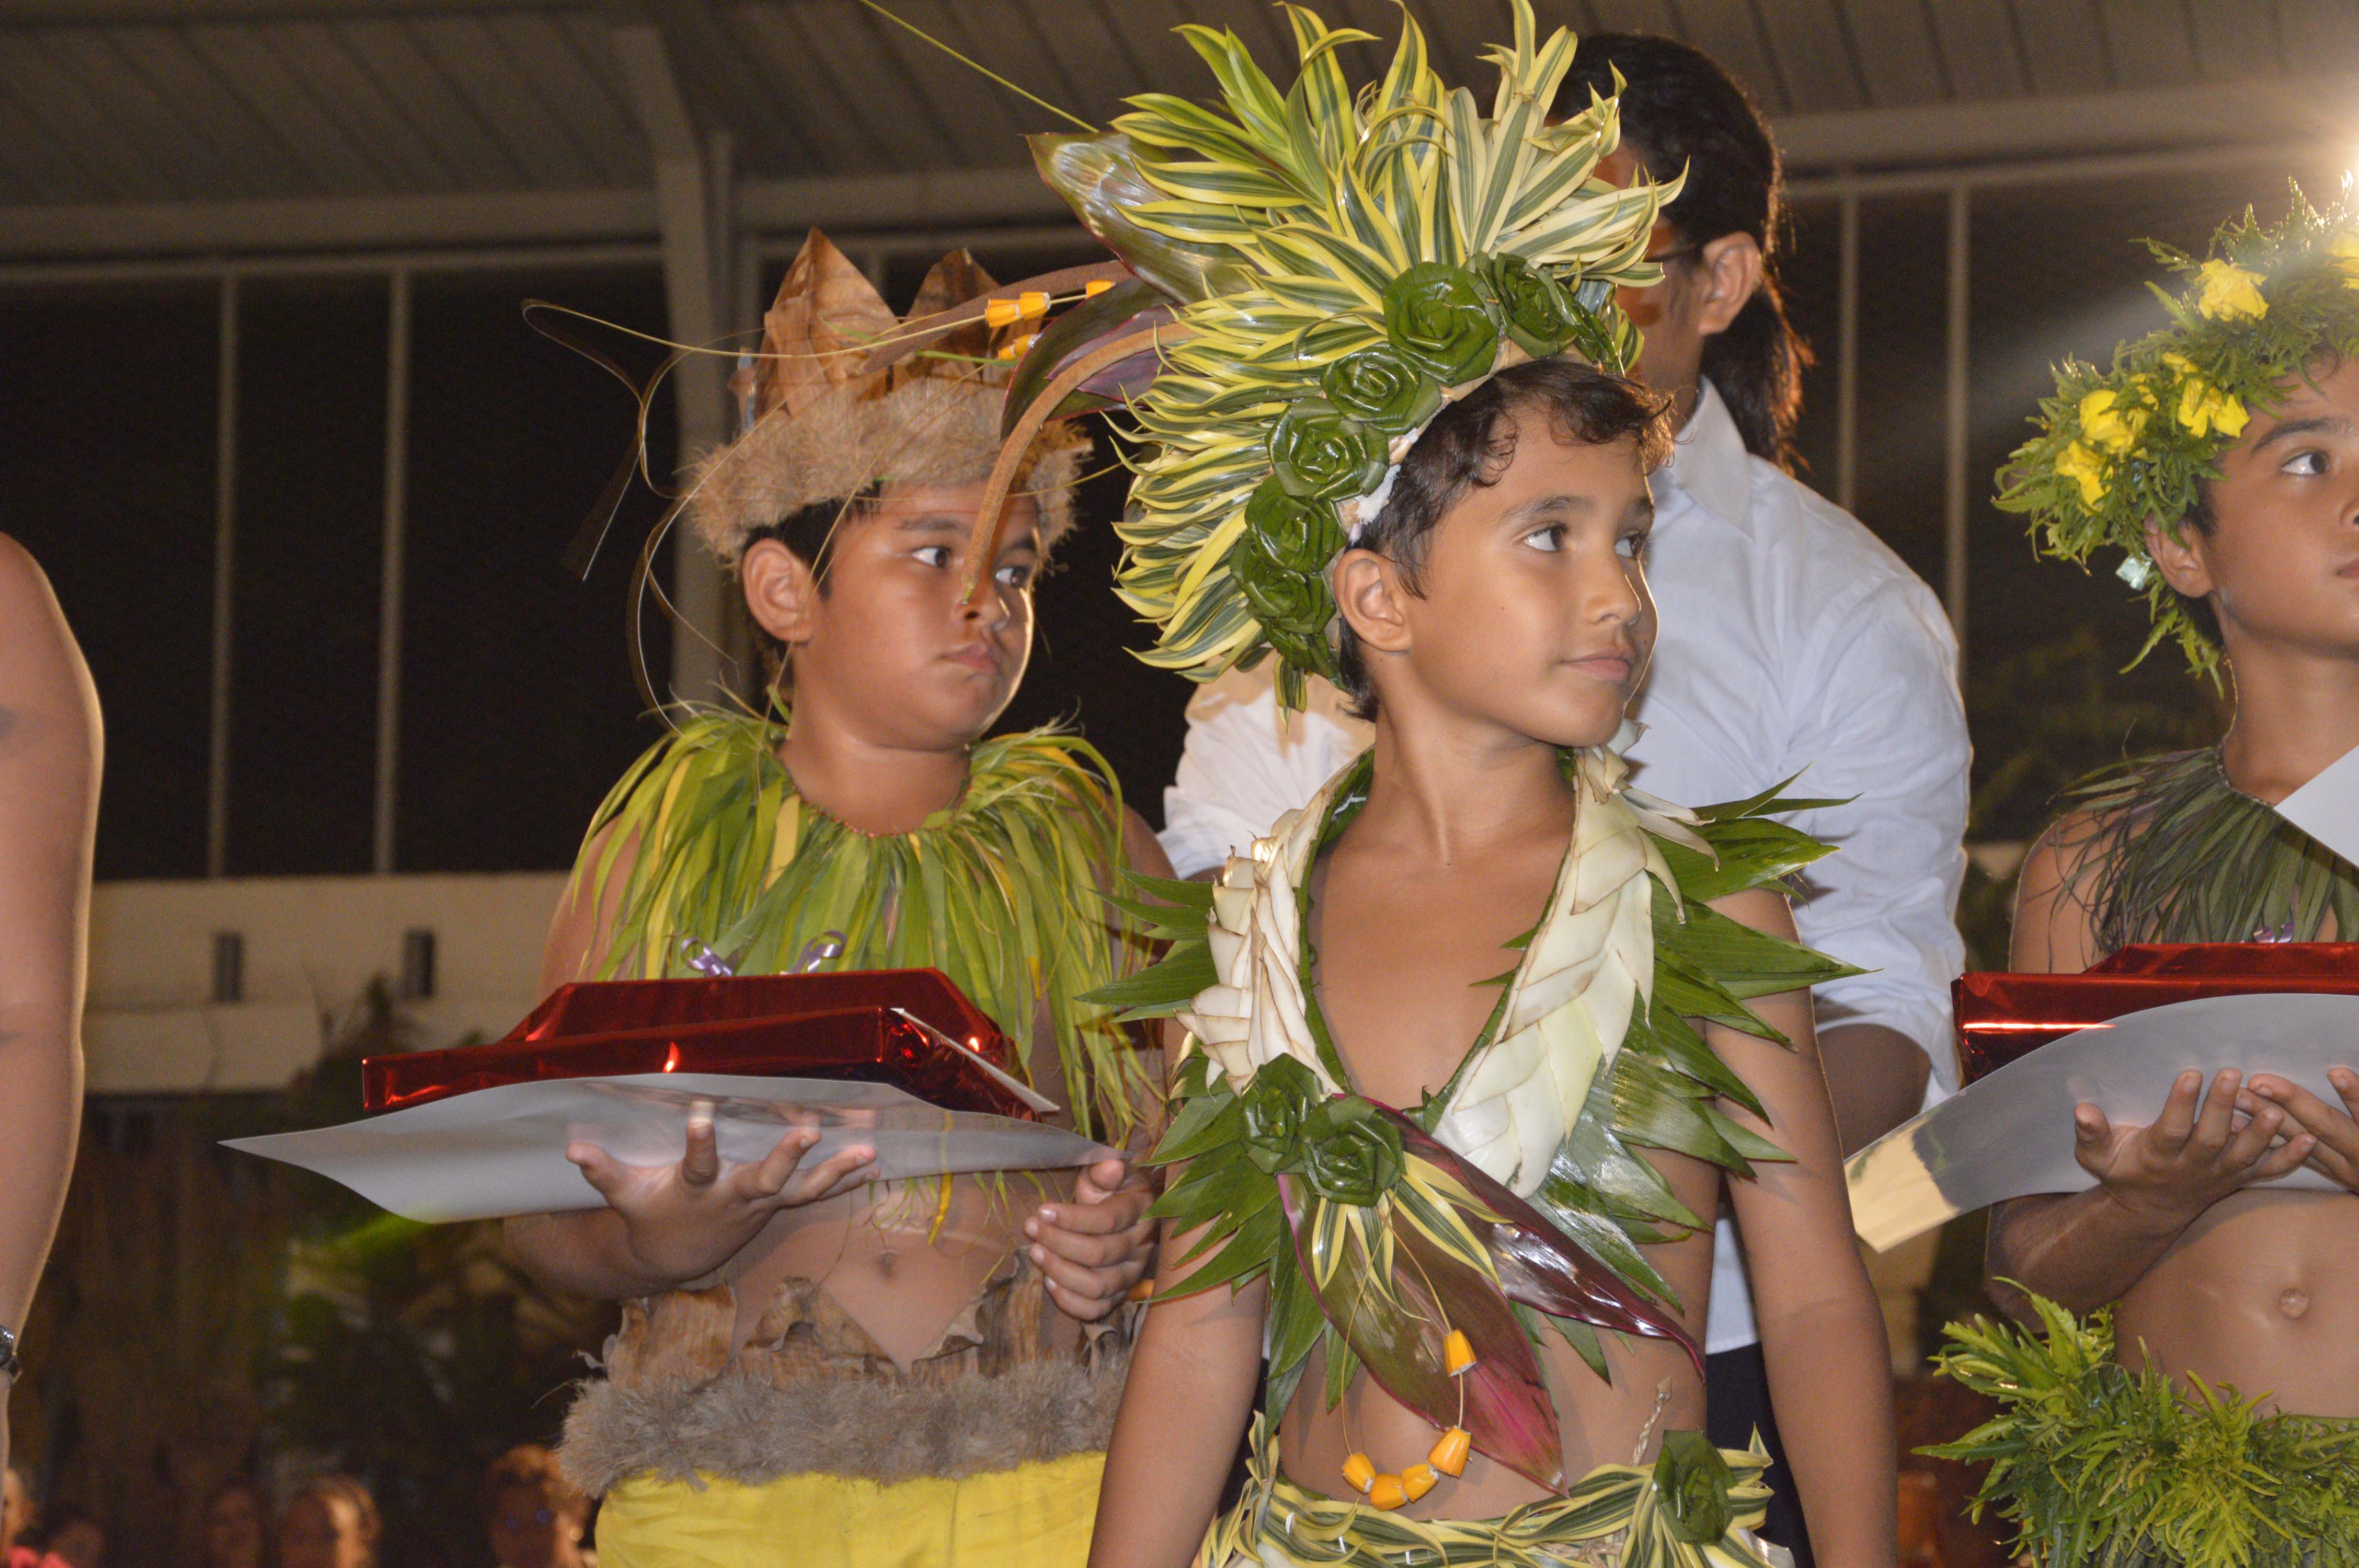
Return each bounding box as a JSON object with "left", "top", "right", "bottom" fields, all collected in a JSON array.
[{"left": 1998, "top": 187, "right": 2359, "bottom": 675}]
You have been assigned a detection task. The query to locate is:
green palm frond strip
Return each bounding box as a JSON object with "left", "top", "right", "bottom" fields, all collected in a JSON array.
[
  {"left": 1207, "top": 1413, "right": 1778, "bottom": 1568},
  {"left": 574, "top": 710, "right": 1155, "bottom": 1142}
]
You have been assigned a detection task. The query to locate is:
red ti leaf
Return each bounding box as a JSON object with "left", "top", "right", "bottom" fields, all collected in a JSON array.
[
  {"left": 1385, "top": 1109, "right": 1703, "bottom": 1377},
  {"left": 1277, "top": 1172, "right": 1567, "bottom": 1493}
]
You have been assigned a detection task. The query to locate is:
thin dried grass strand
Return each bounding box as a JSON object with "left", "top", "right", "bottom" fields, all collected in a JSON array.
[{"left": 960, "top": 322, "right": 1199, "bottom": 599}]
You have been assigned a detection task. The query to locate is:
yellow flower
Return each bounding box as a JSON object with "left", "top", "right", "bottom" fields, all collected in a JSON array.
[
  {"left": 2177, "top": 376, "right": 2249, "bottom": 438},
  {"left": 2161, "top": 351, "right": 2250, "bottom": 439},
  {"left": 2054, "top": 440, "right": 2108, "bottom": 505},
  {"left": 2194, "top": 260, "right": 2268, "bottom": 320},
  {"left": 2078, "top": 386, "right": 2149, "bottom": 455}
]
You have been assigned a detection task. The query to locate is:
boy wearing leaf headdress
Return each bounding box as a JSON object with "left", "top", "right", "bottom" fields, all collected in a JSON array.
[
  {"left": 502, "top": 232, "right": 1168, "bottom": 1568},
  {"left": 972, "top": 7, "right": 1899, "bottom": 1564},
  {"left": 1943, "top": 193, "right": 2359, "bottom": 1564}
]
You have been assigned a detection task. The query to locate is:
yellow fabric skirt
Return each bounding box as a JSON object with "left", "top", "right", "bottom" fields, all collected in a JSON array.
[{"left": 593, "top": 1451, "right": 1106, "bottom": 1568}]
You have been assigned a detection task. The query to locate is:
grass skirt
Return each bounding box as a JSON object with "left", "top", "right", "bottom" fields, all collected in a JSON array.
[{"left": 1929, "top": 1292, "right": 2359, "bottom": 1568}]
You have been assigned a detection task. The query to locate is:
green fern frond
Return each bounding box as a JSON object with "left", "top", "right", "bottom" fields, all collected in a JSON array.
[{"left": 1929, "top": 1298, "right": 2359, "bottom": 1568}]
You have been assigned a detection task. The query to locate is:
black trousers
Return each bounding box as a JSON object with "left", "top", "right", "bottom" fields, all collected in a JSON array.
[{"left": 1705, "top": 1343, "right": 1815, "bottom": 1568}]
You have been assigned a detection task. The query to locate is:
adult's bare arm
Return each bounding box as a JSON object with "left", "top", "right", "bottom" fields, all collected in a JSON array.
[
  {"left": 1086, "top": 990, "right": 1266, "bottom": 1568},
  {"left": 1818, "top": 1022, "right": 1931, "bottom": 1155},
  {"left": 0, "top": 537, "right": 101, "bottom": 1467},
  {"left": 1713, "top": 889, "right": 1897, "bottom": 1568}
]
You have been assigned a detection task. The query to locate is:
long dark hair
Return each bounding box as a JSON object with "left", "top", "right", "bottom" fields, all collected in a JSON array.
[{"left": 1558, "top": 34, "right": 1813, "bottom": 471}]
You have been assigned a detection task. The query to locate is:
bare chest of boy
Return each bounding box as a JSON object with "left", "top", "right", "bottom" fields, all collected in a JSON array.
[
  {"left": 2117, "top": 1187, "right": 2359, "bottom": 1416},
  {"left": 725, "top": 1004, "right": 1085, "bottom": 1367},
  {"left": 726, "top": 1169, "right": 1080, "bottom": 1368},
  {"left": 1293, "top": 833, "right": 1731, "bottom": 1511},
  {"left": 1308, "top": 838, "right": 1565, "bottom": 1108}
]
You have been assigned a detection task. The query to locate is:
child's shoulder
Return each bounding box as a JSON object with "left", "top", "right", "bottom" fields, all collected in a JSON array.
[
  {"left": 2012, "top": 809, "right": 2113, "bottom": 976},
  {"left": 1119, "top": 805, "right": 1174, "bottom": 882},
  {"left": 969, "top": 728, "right": 1170, "bottom": 872},
  {"left": 2013, "top": 750, "right": 2221, "bottom": 974}
]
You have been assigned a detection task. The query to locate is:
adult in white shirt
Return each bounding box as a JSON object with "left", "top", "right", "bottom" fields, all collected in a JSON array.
[{"left": 1157, "top": 36, "right": 1968, "bottom": 1566}]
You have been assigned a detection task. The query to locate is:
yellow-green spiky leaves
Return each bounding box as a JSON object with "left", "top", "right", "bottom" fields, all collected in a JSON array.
[{"left": 1037, "top": 0, "right": 1673, "bottom": 701}]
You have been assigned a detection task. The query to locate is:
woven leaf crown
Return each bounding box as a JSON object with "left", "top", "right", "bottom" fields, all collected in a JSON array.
[
  {"left": 1997, "top": 184, "right": 2359, "bottom": 678},
  {"left": 1035, "top": 1, "right": 1675, "bottom": 708}
]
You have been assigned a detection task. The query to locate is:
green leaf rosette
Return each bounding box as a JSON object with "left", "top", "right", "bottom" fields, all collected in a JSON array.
[
  {"left": 1485, "top": 252, "right": 1582, "bottom": 359},
  {"left": 1239, "top": 1055, "right": 1319, "bottom": 1174},
  {"left": 1228, "top": 489, "right": 1343, "bottom": 686},
  {"left": 1654, "top": 1430, "right": 1737, "bottom": 1544},
  {"left": 1320, "top": 345, "right": 1444, "bottom": 436},
  {"left": 1261, "top": 622, "right": 1342, "bottom": 690},
  {"left": 1298, "top": 1097, "right": 1406, "bottom": 1206},
  {"left": 1383, "top": 262, "right": 1505, "bottom": 387},
  {"left": 1242, "top": 477, "right": 1346, "bottom": 575},
  {"left": 1233, "top": 540, "right": 1332, "bottom": 639},
  {"left": 1268, "top": 399, "right": 1389, "bottom": 501}
]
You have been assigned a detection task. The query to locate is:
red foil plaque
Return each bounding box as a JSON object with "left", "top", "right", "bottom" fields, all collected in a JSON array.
[
  {"left": 1954, "top": 942, "right": 2359, "bottom": 1084},
  {"left": 362, "top": 968, "right": 1038, "bottom": 1120}
]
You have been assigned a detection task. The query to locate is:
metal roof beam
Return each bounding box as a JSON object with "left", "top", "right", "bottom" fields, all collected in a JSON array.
[
  {"left": 0, "top": 166, "right": 1078, "bottom": 261},
  {"left": 0, "top": 186, "right": 655, "bottom": 259},
  {"left": 0, "top": 0, "right": 577, "bottom": 19},
  {"left": 8, "top": 68, "right": 2358, "bottom": 262},
  {"left": 1774, "top": 70, "right": 2359, "bottom": 170},
  {"left": 610, "top": 15, "right": 731, "bottom": 705}
]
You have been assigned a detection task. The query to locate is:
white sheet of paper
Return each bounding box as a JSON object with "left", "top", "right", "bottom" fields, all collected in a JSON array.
[
  {"left": 225, "top": 1073, "right": 1115, "bottom": 1224},
  {"left": 1847, "top": 991, "right": 2359, "bottom": 1251},
  {"left": 2273, "top": 742, "right": 2359, "bottom": 868}
]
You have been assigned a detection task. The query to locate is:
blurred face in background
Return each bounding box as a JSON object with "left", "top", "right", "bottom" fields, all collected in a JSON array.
[
  {"left": 45, "top": 1518, "right": 101, "bottom": 1568},
  {"left": 203, "top": 1486, "right": 266, "bottom": 1568},
  {"left": 280, "top": 1495, "right": 367, "bottom": 1568},
  {"left": 486, "top": 1482, "right": 584, "bottom": 1568},
  {"left": 1595, "top": 143, "right": 1763, "bottom": 421}
]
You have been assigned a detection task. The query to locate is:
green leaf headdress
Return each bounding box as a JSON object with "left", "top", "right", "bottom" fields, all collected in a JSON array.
[
  {"left": 1998, "top": 186, "right": 2359, "bottom": 679},
  {"left": 972, "top": 1, "right": 1677, "bottom": 708}
]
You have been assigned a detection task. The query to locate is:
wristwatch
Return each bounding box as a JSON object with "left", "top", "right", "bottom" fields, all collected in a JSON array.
[{"left": 0, "top": 1323, "right": 20, "bottom": 1382}]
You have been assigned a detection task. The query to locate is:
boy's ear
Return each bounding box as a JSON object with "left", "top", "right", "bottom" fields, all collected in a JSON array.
[
  {"left": 1332, "top": 547, "right": 1414, "bottom": 658},
  {"left": 740, "top": 539, "right": 820, "bottom": 649},
  {"left": 2143, "top": 515, "right": 2216, "bottom": 601},
  {"left": 1691, "top": 232, "right": 1764, "bottom": 338}
]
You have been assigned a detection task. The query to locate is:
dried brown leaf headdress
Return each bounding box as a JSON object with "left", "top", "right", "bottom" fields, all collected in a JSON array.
[{"left": 687, "top": 228, "right": 1090, "bottom": 564}]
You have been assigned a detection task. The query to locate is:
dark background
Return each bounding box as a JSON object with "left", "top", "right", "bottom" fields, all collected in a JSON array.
[{"left": 3, "top": 164, "right": 2312, "bottom": 885}]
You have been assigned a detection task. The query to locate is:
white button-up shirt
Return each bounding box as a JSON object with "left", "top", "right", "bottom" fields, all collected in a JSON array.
[{"left": 1158, "top": 381, "right": 1971, "bottom": 1355}]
